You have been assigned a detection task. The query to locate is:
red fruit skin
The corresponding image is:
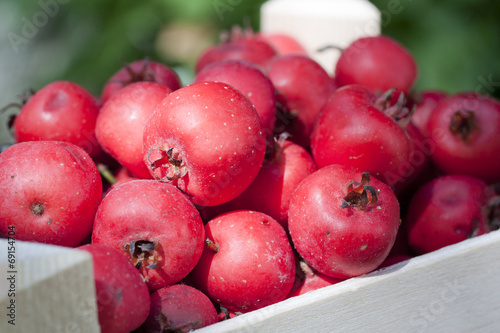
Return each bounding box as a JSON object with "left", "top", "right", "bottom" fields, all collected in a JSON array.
[
  {"left": 256, "top": 32, "right": 307, "bottom": 55},
  {"left": 288, "top": 164, "right": 400, "bottom": 279},
  {"left": 191, "top": 210, "right": 296, "bottom": 313},
  {"left": 410, "top": 90, "right": 448, "bottom": 138},
  {"left": 287, "top": 263, "right": 343, "bottom": 298},
  {"left": 228, "top": 140, "right": 317, "bottom": 228},
  {"left": 96, "top": 82, "right": 171, "bottom": 179},
  {"left": 311, "top": 85, "right": 417, "bottom": 190},
  {"left": 194, "top": 59, "right": 277, "bottom": 135},
  {"left": 101, "top": 59, "right": 181, "bottom": 104},
  {"left": 427, "top": 92, "right": 500, "bottom": 183},
  {"left": 143, "top": 81, "right": 266, "bottom": 207},
  {"left": 195, "top": 38, "right": 277, "bottom": 73},
  {"left": 114, "top": 167, "right": 137, "bottom": 183},
  {"left": 377, "top": 254, "right": 412, "bottom": 269},
  {"left": 13, "top": 81, "right": 102, "bottom": 157},
  {"left": 139, "top": 284, "right": 218, "bottom": 333},
  {"left": 335, "top": 35, "right": 418, "bottom": 94},
  {"left": 78, "top": 244, "right": 150, "bottom": 333},
  {"left": 0, "top": 141, "right": 102, "bottom": 247},
  {"left": 394, "top": 121, "right": 431, "bottom": 194},
  {"left": 92, "top": 180, "right": 205, "bottom": 291},
  {"left": 267, "top": 55, "right": 335, "bottom": 148},
  {"left": 407, "top": 175, "right": 495, "bottom": 255}
]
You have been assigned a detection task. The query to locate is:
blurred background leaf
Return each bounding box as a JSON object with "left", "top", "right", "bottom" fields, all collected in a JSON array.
[
  {"left": 370, "top": 0, "right": 500, "bottom": 98},
  {"left": 1, "top": 0, "right": 499, "bottom": 144}
]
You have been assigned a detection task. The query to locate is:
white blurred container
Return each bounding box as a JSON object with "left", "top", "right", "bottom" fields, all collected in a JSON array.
[{"left": 260, "top": 0, "right": 381, "bottom": 74}]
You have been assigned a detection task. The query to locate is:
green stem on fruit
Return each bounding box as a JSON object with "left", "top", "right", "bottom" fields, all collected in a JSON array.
[{"left": 97, "top": 163, "right": 117, "bottom": 185}]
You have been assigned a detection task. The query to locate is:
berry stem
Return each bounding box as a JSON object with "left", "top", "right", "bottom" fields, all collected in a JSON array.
[
  {"left": 97, "top": 163, "right": 117, "bottom": 185},
  {"left": 205, "top": 238, "right": 219, "bottom": 253}
]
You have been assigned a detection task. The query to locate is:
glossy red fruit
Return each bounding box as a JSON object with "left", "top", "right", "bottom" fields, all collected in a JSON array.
[
  {"left": 0, "top": 141, "right": 102, "bottom": 247},
  {"left": 311, "top": 85, "right": 424, "bottom": 191},
  {"left": 287, "top": 261, "right": 343, "bottom": 298},
  {"left": 196, "top": 38, "right": 276, "bottom": 73},
  {"left": 139, "top": 284, "right": 218, "bottom": 333},
  {"left": 256, "top": 32, "right": 307, "bottom": 55},
  {"left": 335, "top": 35, "right": 418, "bottom": 94},
  {"left": 407, "top": 175, "right": 498, "bottom": 255},
  {"left": 78, "top": 244, "right": 150, "bottom": 333},
  {"left": 227, "top": 136, "right": 317, "bottom": 228},
  {"left": 92, "top": 180, "right": 205, "bottom": 290},
  {"left": 194, "top": 59, "right": 277, "bottom": 135},
  {"left": 143, "top": 81, "right": 266, "bottom": 207},
  {"left": 96, "top": 82, "right": 172, "bottom": 179},
  {"left": 101, "top": 59, "right": 181, "bottom": 104},
  {"left": 288, "top": 164, "right": 400, "bottom": 279},
  {"left": 266, "top": 55, "right": 336, "bottom": 148},
  {"left": 191, "top": 210, "right": 296, "bottom": 313},
  {"left": 427, "top": 92, "right": 500, "bottom": 183},
  {"left": 410, "top": 90, "right": 448, "bottom": 138},
  {"left": 13, "top": 81, "right": 102, "bottom": 157}
]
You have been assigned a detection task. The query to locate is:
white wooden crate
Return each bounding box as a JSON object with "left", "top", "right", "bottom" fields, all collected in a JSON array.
[
  {"left": 2, "top": 2, "right": 499, "bottom": 333},
  {"left": 196, "top": 229, "right": 500, "bottom": 333},
  {"left": 0, "top": 239, "right": 100, "bottom": 333},
  {"left": 2, "top": 230, "right": 500, "bottom": 332}
]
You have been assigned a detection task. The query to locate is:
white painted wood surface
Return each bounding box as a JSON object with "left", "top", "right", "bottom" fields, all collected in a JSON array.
[
  {"left": 260, "top": 0, "right": 381, "bottom": 74},
  {"left": 196, "top": 229, "right": 500, "bottom": 333},
  {"left": 0, "top": 239, "right": 100, "bottom": 333}
]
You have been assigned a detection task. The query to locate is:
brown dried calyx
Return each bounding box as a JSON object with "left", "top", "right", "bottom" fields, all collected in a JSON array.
[
  {"left": 375, "top": 89, "right": 414, "bottom": 129},
  {"left": 341, "top": 172, "right": 379, "bottom": 210},
  {"left": 31, "top": 202, "right": 45, "bottom": 216},
  {"left": 147, "top": 147, "right": 187, "bottom": 182},
  {"left": 123, "top": 240, "right": 159, "bottom": 270},
  {"left": 449, "top": 109, "right": 477, "bottom": 141},
  {"left": 117, "top": 58, "right": 155, "bottom": 86}
]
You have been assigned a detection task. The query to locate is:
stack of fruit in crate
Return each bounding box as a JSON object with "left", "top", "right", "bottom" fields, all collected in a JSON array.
[{"left": 1, "top": 25, "right": 499, "bottom": 333}]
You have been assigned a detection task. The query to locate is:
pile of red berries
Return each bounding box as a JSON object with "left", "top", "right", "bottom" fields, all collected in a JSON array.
[{"left": 1, "top": 28, "right": 499, "bottom": 332}]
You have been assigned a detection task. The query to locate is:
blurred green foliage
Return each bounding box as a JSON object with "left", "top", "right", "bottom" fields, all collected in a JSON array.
[
  {"left": 2, "top": 0, "right": 500, "bottom": 98},
  {"left": 370, "top": 0, "right": 500, "bottom": 99},
  {"left": 2, "top": 0, "right": 266, "bottom": 96}
]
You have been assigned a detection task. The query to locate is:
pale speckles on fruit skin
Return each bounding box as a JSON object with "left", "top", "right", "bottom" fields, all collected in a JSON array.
[{"left": 143, "top": 81, "right": 265, "bottom": 207}]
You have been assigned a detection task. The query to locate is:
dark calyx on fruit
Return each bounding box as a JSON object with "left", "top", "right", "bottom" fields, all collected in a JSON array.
[
  {"left": 123, "top": 240, "right": 159, "bottom": 269},
  {"left": 341, "top": 172, "right": 379, "bottom": 210},
  {"left": 31, "top": 202, "right": 45, "bottom": 216},
  {"left": 117, "top": 58, "right": 155, "bottom": 85},
  {"left": 449, "top": 109, "right": 477, "bottom": 141},
  {"left": 375, "top": 89, "right": 414, "bottom": 128},
  {"left": 147, "top": 147, "right": 187, "bottom": 182}
]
